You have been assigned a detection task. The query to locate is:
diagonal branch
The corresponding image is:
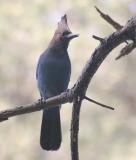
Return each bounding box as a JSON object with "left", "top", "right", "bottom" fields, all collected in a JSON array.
[
  {"left": 95, "top": 6, "right": 123, "bottom": 30},
  {"left": 70, "top": 14, "right": 136, "bottom": 160},
  {"left": 84, "top": 96, "right": 114, "bottom": 110}
]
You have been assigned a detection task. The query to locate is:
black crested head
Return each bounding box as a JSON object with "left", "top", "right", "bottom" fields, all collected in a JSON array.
[{"left": 49, "top": 14, "right": 79, "bottom": 51}]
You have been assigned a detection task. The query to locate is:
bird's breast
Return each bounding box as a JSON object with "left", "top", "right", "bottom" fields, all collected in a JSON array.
[{"left": 37, "top": 51, "right": 71, "bottom": 97}]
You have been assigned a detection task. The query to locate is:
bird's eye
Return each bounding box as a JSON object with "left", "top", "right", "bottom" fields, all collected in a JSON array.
[{"left": 62, "top": 31, "right": 71, "bottom": 36}]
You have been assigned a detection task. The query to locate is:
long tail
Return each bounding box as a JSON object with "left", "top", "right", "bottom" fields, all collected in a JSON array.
[{"left": 40, "top": 106, "right": 61, "bottom": 150}]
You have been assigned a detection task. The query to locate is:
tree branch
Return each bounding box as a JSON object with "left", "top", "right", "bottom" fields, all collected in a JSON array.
[
  {"left": 95, "top": 6, "right": 123, "bottom": 30},
  {"left": 95, "top": 6, "right": 136, "bottom": 60},
  {"left": 0, "top": 90, "right": 74, "bottom": 122},
  {"left": 92, "top": 35, "right": 105, "bottom": 43},
  {"left": 69, "top": 12, "right": 136, "bottom": 160},
  {"left": 71, "top": 96, "right": 82, "bottom": 160},
  {"left": 84, "top": 96, "right": 114, "bottom": 110},
  {"left": 116, "top": 42, "right": 136, "bottom": 60}
]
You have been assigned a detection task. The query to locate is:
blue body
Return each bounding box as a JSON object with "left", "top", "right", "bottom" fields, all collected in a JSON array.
[
  {"left": 36, "top": 47, "right": 71, "bottom": 150},
  {"left": 37, "top": 48, "right": 71, "bottom": 98}
]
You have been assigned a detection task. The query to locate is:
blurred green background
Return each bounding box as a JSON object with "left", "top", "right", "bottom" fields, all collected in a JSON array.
[{"left": 0, "top": 0, "right": 136, "bottom": 159}]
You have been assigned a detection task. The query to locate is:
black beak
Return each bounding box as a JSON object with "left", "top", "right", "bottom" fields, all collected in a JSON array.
[{"left": 66, "top": 33, "right": 79, "bottom": 39}]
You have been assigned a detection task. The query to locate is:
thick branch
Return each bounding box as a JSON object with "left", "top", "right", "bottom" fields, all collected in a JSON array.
[
  {"left": 70, "top": 14, "right": 136, "bottom": 160},
  {"left": 71, "top": 96, "right": 82, "bottom": 160}
]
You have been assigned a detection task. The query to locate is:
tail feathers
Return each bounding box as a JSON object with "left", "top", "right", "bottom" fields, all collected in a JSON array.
[{"left": 40, "top": 107, "right": 61, "bottom": 150}]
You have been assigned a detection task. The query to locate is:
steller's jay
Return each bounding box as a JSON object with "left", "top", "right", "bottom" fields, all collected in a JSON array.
[{"left": 36, "top": 15, "right": 78, "bottom": 150}]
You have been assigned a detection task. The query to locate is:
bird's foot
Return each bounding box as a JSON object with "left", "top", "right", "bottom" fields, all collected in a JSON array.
[
  {"left": 65, "top": 88, "right": 70, "bottom": 92},
  {"left": 38, "top": 97, "right": 45, "bottom": 105}
]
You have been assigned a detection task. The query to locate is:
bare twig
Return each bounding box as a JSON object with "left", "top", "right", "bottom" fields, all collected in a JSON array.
[
  {"left": 95, "top": 6, "right": 123, "bottom": 30},
  {"left": 116, "top": 42, "right": 136, "bottom": 60},
  {"left": 84, "top": 96, "right": 114, "bottom": 110},
  {"left": 95, "top": 6, "right": 129, "bottom": 47},
  {"left": 92, "top": 35, "right": 105, "bottom": 43}
]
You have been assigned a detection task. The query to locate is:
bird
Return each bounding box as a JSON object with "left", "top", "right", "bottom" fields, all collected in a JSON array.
[{"left": 36, "top": 15, "right": 78, "bottom": 151}]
